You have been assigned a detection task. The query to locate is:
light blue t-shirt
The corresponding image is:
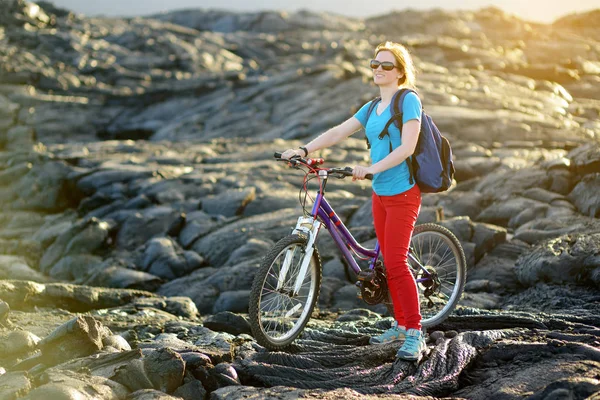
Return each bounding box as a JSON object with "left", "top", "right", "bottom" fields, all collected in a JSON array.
[{"left": 354, "top": 91, "right": 422, "bottom": 196}]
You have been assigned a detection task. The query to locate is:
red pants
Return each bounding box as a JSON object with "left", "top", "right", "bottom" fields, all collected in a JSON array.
[{"left": 372, "top": 184, "right": 422, "bottom": 330}]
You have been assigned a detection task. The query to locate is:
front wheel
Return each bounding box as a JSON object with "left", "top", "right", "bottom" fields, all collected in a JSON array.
[
  {"left": 384, "top": 223, "right": 466, "bottom": 328},
  {"left": 248, "top": 234, "right": 322, "bottom": 350}
]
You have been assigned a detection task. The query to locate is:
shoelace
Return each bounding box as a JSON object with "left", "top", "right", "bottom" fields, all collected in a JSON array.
[{"left": 403, "top": 335, "right": 420, "bottom": 350}]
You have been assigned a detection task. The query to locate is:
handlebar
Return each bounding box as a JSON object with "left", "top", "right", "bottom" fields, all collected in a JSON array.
[{"left": 274, "top": 152, "right": 373, "bottom": 180}]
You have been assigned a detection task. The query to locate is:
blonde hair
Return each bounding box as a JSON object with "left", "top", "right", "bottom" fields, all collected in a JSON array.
[{"left": 374, "top": 42, "right": 417, "bottom": 89}]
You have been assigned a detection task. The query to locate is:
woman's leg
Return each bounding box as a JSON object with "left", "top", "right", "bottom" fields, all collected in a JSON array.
[
  {"left": 372, "top": 192, "right": 404, "bottom": 327},
  {"left": 382, "top": 184, "right": 422, "bottom": 330}
]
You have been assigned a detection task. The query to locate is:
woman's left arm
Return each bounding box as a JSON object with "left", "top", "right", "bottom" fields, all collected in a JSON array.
[{"left": 369, "top": 119, "right": 421, "bottom": 174}]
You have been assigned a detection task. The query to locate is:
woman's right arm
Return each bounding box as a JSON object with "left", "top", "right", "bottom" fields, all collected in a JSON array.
[{"left": 281, "top": 116, "right": 363, "bottom": 159}]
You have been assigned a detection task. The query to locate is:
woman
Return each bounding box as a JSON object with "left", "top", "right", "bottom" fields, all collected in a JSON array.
[{"left": 281, "top": 41, "right": 425, "bottom": 361}]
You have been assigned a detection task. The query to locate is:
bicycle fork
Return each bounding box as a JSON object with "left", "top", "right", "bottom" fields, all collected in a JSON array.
[{"left": 275, "top": 216, "right": 321, "bottom": 295}]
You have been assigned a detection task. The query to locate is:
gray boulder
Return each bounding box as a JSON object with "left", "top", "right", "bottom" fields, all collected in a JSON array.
[
  {"left": 0, "top": 330, "right": 40, "bottom": 357},
  {"left": 203, "top": 311, "right": 252, "bottom": 336},
  {"left": 0, "top": 255, "right": 48, "bottom": 282},
  {"left": 157, "top": 262, "right": 257, "bottom": 314},
  {"left": 322, "top": 257, "right": 350, "bottom": 281},
  {"left": 178, "top": 210, "right": 225, "bottom": 248},
  {"left": 477, "top": 196, "right": 546, "bottom": 226},
  {"left": 318, "top": 277, "right": 347, "bottom": 308},
  {"left": 157, "top": 267, "right": 220, "bottom": 314},
  {"left": 201, "top": 187, "right": 256, "bottom": 217},
  {"left": 49, "top": 254, "right": 103, "bottom": 281},
  {"left": 515, "top": 233, "right": 600, "bottom": 287},
  {"left": 347, "top": 198, "right": 373, "bottom": 228},
  {"left": 568, "top": 173, "right": 600, "bottom": 217},
  {"left": 39, "top": 217, "right": 110, "bottom": 274},
  {"left": 22, "top": 370, "right": 128, "bottom": 400},
  {"left": 438, "top": 216, "right": 473, "bottom": 242},
  {"left": 5, "top": 125, "right": 35, "bottom": 150},
  {"left": 116, "top": 206, "right": 182, "bottom": 250},
  {"left": 453, "top": 156, "right": 501, "bottom": 181},
  {"left": 12, "top": 161, "right": 78, "bottom": 211},
  {"left": 191, "top": 208, "right": 296, "bottom": 266},
  {"left": 83, "top": 264, "right": 163, "bottom": 292},
  {"left": 568, "top": 142, "right": 600, "bottom": 175},
  {"left": 224, "top": 238, "right": 272, "bottom": 266},
  {"left": 173, "top": 380, "right": 207, "bottom": 400},
  {"left": 474, "top": 166, "right": 551, "bottom": 200},
  {"left": 471, "top": 222, "right": 507, "bottom": 262},
  {"left": 243, "top": 190, "right": 299, "bottom": 216},
  {"left": 469, "top": 255, "right": 520, "bottom": 292},
  {"left": 433, "top": 190, "right": 489, "bottom": 220},
  {"left": 111, "top": 348, "right": 185, "bottom": 394},
  {"left": 142, "top": 237, "right": 205, "bottom": 280},
  {"left": 76, "top": 167, "right": 154, "bottom": 196},
  {"left": 38, "top": 316, "right": 112, "bottom": 366},
  {"left": 212, "top": 290, "right": 251, "bottom": 314},
  {"left": 0, "top": 280, "right": 159, "bottom": 312}
]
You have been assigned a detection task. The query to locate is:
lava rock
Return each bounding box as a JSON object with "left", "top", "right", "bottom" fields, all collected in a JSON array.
[{"left": 203, "top": 311, "right": 252, "bottom": 336}]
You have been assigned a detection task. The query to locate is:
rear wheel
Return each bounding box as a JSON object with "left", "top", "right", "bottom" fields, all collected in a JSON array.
[
  {"left": 384, "top": 223, "right": 466, "bottom": 328},
  {"left": 248, "top": 234, "right": 322, "bottom": 350}
]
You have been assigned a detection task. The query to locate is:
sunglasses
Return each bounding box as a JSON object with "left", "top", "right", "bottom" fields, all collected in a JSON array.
[{"left": 369, "top": 59, "right": 397, "bottom": 71}]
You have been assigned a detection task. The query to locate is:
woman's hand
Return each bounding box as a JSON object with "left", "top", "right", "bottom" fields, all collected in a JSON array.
[
  {"left": 281, "top": 148, "right": 304, "bottom": 160},
  {"left": 352, "top": 165, "right": 373, "bottom": 181}
]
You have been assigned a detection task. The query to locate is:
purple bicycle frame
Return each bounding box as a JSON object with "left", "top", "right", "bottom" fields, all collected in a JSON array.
[
  {"left": 312, "top": 192, "right": 378, "bottom": 274},
  {"left": 311, "top": 192, "right": 428, "bottom": 282}
]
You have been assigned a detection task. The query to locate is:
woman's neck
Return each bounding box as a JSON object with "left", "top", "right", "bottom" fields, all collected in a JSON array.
[{"left": 379, "top": 85, "right": 399, "bottom": 104}]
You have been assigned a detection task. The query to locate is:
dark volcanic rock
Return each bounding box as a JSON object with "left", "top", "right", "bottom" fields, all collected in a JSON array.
[
  {"left": 111, "top": 348, "right": 185, "bottom": 394},
  {"left": 82, "top": 264, "right": 163, "bottom": 292},
  {"left": 568, "top": 173, "right": 600, "bottom": 217},
  {"left": 0, "top": 280, "right": 160, "bottom": 312},
  {"left": 203, "top": 311, "right": 252, "bottom": 336},
  {"left": 568, "top": 142, "right": 600, "bottom": 175},
  {"left": 0, "top": 2, "right": 599, "bottom": 399},
  {"left": 38, "top": 316, "right": 112, "bottom": 365},
  {"left": 201, "top": 187, "right": 256, "bottom": 217},
  {"left": 142, "top": 236, "right": 205, "bottom": 280},
  {"left": 116, "top": 207, "right": 183, "bottom": 251},
  {"left": 515, "top": 233, "right": 600, "bottom": 287},
  {"left": 173, "top": 380, "right": 207, "bottom": 400}
]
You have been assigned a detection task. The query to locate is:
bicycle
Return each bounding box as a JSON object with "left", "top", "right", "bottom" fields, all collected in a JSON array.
[{"left": 248, "top": 153, "right": 466, "bottom": 350}]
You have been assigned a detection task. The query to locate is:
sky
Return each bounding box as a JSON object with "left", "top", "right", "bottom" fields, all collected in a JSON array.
[{"left": 47, "top": 0, "right": 598, "bottom": 24}]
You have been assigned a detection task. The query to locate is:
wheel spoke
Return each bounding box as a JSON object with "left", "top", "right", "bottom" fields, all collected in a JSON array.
[
  {"left": 407, "top": 226, "right": 465, "bottom": 328},
  {"left": 249, "top": 236, "right": 320, "bottom": 348}
]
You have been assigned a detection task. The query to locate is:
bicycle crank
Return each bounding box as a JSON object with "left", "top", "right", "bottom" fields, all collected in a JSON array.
[{"left": 356, "top": 267, "right": 388, "bottom": 305}]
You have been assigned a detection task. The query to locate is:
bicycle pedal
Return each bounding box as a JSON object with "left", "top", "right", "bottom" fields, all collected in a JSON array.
[{"left": 357, "top": 270, "right": 375, "bottom": 282}]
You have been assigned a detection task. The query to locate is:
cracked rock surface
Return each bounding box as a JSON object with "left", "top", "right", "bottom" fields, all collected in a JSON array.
[{"left": 0, "top": 1, "right": 599, "bottom": 399}]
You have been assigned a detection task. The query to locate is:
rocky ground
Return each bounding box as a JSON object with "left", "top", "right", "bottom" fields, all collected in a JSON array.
[{"left": 0, "top": 0, "right": 599, "bottom": 399}]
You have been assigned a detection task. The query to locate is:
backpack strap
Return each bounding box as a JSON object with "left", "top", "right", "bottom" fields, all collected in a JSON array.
[
  {"left": 376, "top": 88, "right": 418, "bottom": 184},
  {"left": 391, "top": 88, "right": 418, "bottom": 128},
  {"left": 377, "top": 88, "right": 413, "bottom": 142},
  {"left": 364, "top": 97, "right": 381, "bottom": 149}
]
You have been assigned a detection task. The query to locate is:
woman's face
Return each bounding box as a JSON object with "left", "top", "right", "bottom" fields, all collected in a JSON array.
[{"left": 372, "top": 50, "right": 402, "bottom": 87}]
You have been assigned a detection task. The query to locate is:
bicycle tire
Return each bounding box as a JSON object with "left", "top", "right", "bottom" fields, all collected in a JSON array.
[
  {"left": 384, "top": 223, "right": 466, "bottom": 328},
  {"left": 248, "top": 234, "right": 322, "bottom": 350}
]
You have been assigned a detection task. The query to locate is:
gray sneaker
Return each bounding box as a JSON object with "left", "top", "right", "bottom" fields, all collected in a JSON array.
[
  {"left": 396, "top": 328, "right": 426, "bottom": 361},
  {"left": 369, "top": 321, "right": 407, "bottom": 345}
]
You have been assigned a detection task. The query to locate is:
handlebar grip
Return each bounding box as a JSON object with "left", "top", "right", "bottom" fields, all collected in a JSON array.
[{"left": 343, "top": 167, "right": 373, "bottom": 180}]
